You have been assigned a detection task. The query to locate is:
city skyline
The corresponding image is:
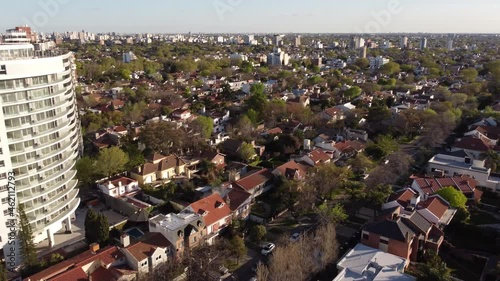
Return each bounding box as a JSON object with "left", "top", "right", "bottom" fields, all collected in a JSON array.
[{"left": 2, "top": 0, "right": 500, "bottom": 34}]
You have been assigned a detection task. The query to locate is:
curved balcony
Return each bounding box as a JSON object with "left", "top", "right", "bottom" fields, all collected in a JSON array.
[{"left": 32, "top": 195, "right": 80, "bottom": 234}]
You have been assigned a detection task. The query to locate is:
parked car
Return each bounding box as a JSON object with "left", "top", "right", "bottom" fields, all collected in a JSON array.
[
  {"left": 290, "top": 232, "right": 300, "bottom": 242},
  {"left": 261, "top": 243, "right": 275, "bottom": 256}
]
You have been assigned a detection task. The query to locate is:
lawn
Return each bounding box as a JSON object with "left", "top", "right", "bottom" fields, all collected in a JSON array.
[{"left": 469, "top": 209, "right": 500, "bottom": 225}]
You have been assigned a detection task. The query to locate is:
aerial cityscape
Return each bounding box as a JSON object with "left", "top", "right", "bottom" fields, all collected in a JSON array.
[{"left": 0, "top": 2, "right": 500, "bottom": 281}]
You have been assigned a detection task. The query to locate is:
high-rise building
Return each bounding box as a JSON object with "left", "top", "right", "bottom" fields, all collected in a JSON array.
[
  {"left": 359, "top": 46, "right": 367, "bottom": 59},
  {"left": 0, "top": 27, "right": 82, "bottom": 267},
  {"left": 294, "top": 35, "right": 301, "bottom": 47},
  {"left": 273, "top": 34, "right": 283, "bottom": 46},
  {"left": 447, "top": 39, "right": 454, "bottom": 51},
  {"left": 351, "top": 36, "right": 365, "bottom": 49},
  {"left": 400, "top": 36, "right": 408, "bottom": 49},
  {"left": 369, "top": 56, "right": 390, "bottom": 69},
  {"left": 420, "top": 37, "right": 428, "bottom": 50},
  {"left": 267, "top": 47, "right": 289, "bottom": 66}
]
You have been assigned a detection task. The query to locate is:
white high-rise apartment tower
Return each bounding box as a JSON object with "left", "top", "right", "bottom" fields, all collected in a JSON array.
[{"left": 0, "top": 27, "right": 82, "bottom": 267}]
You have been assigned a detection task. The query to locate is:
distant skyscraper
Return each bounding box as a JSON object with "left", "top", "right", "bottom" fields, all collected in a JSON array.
[
  {"left": 294, "top": 35, "right": 301, "bottom": 47},
  {"left": 273, "top": 34, "right": 283, "bottom": 46},
  {"left": 351, "top": 36, "right": 365, "bottom": 49},
  {"left": 400, "top": 36, "right": 408, "bottom": 49},
  {"left": 420, "top": 37, "right": 428, "bottom": 50},
  {"left": 359, "top": 46, "right": 367, "bottom": 59},
  {"left": 447, "top": 39, "right": 454, "bottom": 51}
]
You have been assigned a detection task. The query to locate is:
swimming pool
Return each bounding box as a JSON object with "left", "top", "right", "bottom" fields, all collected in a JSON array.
[{"left": 124, "top": 227, "right": 145, "bottom": 239}]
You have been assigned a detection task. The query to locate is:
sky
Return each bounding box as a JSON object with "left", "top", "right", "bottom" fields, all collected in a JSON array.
[{"left": 1, "top": 0, "right": 500, "bottom": 34}]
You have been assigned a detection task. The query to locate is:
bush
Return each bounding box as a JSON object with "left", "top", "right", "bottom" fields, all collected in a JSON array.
[{"left": 250, "top": 225, "right": 266, "bottom": 242}]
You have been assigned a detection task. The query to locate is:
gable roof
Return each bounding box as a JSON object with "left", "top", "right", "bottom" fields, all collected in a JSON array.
[
  {"left": 418, "top": 196, "right": 449, "bottom": 220},
  {"left": 234, "top": 169, "right": 274, "bottom": 192},
  {"left": 224, "top": 188, "right": 252, "bottom": 211},
  {"left": 307, "top": 149, "right": 331, "bottom": 164},
  {"left": 187, "top": 193, "right": 232, "bottom": 226},
  {"left": 388, "top": 188, "right": 418, "bottom": 207},
  {"left": 364, "top": 219, "right": 415, "bottom": 242},
  {"left": 131, "top": 162, "right": 158, "bottom": 176},
  {"left": 412, "top": 176, "right": 477, "bottom": 196},
  {"left": 400, "top": 212, "right": 432, "bottom": 235},
  {"left": 25, "top": 246, "right": 124, "bottom": 281},
  {"left": 453, "top": 136, "right": 495, "bottom": 152},
  {"left": 124, "top": 232, "right": 171, "bottom": 262},
  {"left": 273, "top": 160, "right": 310, "bottom": 179}
]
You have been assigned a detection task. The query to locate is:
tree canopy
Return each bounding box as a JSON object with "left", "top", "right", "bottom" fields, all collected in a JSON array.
[{"left": 435, "top": 186, "right": 467, "bottom": 209}]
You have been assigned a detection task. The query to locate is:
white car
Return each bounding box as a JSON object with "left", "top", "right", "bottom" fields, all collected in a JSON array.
[
  {"left": 290, "top": 233, "right": 300, "bottom": 242},
  {"left": 261, "top": 243, "right": 275, "bottom": 256}
]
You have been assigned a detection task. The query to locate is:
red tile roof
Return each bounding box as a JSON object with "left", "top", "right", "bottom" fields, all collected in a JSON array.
[
  {"left": 187, "top": 193, "right": 232, "bottom": 226},
  {"left": 25, "top": 246, "right": 123, "bottom": 281},
  {"left": 307, "top": 149, "right": 331, "bottom": 164},
  {"left": 388, "top": 188, "right": 417, "bottom": 206},
  {"left": 413, "top": 176, "right": 477, "bottom": 196},
  {"left": 418, "top": 196, "right": 449, "bottom": 220},
  {"left": 234, "top": 169, "right": 274, "bottom": 192}
]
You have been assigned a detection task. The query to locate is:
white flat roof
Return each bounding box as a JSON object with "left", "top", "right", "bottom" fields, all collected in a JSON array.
[
  {"left": 334, "top": 244, "right": 414, "bottom": 281},
  {"left": 152, "top": 212, "right": 201, "bottom": 231}
]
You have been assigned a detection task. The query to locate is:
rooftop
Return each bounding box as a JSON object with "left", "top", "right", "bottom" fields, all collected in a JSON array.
[
  {"left": 152, "top": 212, "right": 202, "bottom": 231},
  {"left": 334, "top": 244, "right": 414, "bottom": 281}
]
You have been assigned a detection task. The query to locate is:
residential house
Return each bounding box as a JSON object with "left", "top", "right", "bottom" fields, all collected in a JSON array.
[
  {"left": 272, "top": 160, "right": 310, "bottom": 180},
  {"left": 361, "top": 211, "right": 444, "bottom": 262},
  {"left": 334, "top": 243, "right": 415, "bottom": 281},
  {"left": 382, "top": 188, "right": 456, "bottom": 227},
  {"left": 464, "top": 126, "right": 500, "bottom": 146},
  {"left": 410, "top": 174, "right": 483, "bottom": 202},
  {"left": 321, "top": 107, "right": 345, "bottom": 123},
  {"left": 121, "top": 232, "right": 172, "bottom": 275},
  {"left": 427, "top": 150, "right": 499, "bottom": 193},
  {"left": 130, "top": 154, "right": 187, "bottom": 185},
  {"left": 297, "top": 149, "right": 332, "bottom": 167},
  {"left": 451, "top": 136, "right": 500, "bottom": 159},
  {"left": 24, "top": 244, "right": 131, "bottom": 281},
  {"left": 171, "top": 109, "right": 192, "bottom": 121},
  {"left": 201, "top": 150, "right": 226, "bottom": 169},
  {"left": 149, "top": 212, "right": 206, "bottom": 255},
  {"left": 333, "top": 140, "right": 365, "bottom": 159},
  {"left": 345, "top": 128, "right": 369, "bottom": 141},
  {"left": 183, "top": 193, "right": 232, "bottom": 244},
  {"left": 223, "top": 186, "right": 252, "bottom": 220},
  {"left": 98, "top": 176, "right": 140, "bottom": 198},
  {"left": 233, "top": 168, "right": 274, "bottom": 198}
]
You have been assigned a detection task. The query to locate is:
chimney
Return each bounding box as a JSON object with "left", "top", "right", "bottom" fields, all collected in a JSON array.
[
  {"left": 138, "top": 166, "right": 142, "bottom": 173},
  {"left": 118, "top": 181, "right": 122, "bottom": 187},
  {"left": 89, "top": 242, "right": 99, "bottom": 253},
  {"left": 120, "top": 234, "right": 130, "bottom": 247}
]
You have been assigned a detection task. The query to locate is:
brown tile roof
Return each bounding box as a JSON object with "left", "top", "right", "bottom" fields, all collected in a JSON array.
[
  {"left": 89, "top": 266, "right": 116, "bottom": 281},
  {"left": 388, "top": 188, "right": 418, "bottom": 206},
  {"left": 234, "top": 169, "right": 274, "bottom": 192},
  {"left": 224, "top": 188, "right": 251, "bottom": 211},
  {"left": 418, "top": 196, "right": 449, "bottom": 220},
  {"left": 125, "top": 232, "right": 172, "bottom": 262},
  {"left": 267, "top": 127, "right": 283, "bottom": 135},
  {"left": 274, "top": 160, "right": 310, "bottom": 179},
  {"left": 307, "top": 149, "right": 331, "bottom": 164},
  {"left": 48, "top": 268, "right": 88, "bottom": 281},
  {"left": 131, "top": 162, "right": 158, "bottom": 176},
  {"left": 323, "top": 107, "right": 342, "bottom": 118},
  {"left": 148, "top": 153, "right": 167, "bottom": 163},
  {"left": 453, "top": 136, "right": 492, "bottom": 152},
  {"left": 187, "top": 193, "right": 232, "bottom": 226}
]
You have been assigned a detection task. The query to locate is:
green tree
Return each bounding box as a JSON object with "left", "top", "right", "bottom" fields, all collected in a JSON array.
[
  {"left": 416, "top": 251, "right": 452, "bottom": 281},
  {"left": 380, "top": 62, "right": 401, "bottom": 76},
  {"left": 85, "top": 209, "right": 109, "bottom": 246},
  {"left": 191, "top": 116, "right": 214, "bottom": 139},
  {"left": 246, "top": 83, "right": 268, "bottom": 116},
  {"left": 344, "top": 86, "right": 362, "bottom": 101},
  {"left": 139, "top": 121, "right": 185, "bottom": 154},
  {"left": 95, "top": 147, "right": 129, "bottom": 178},
  {"left": 435, "top": 186, "right": 467, "bottom": 209},
  {"left": 230, "top": 236, "right": 247, "bottom": 265},
  {"left": 461, "top": 68, "right": 478, "bottom": 83},
  {"left": 239, "top": 142, "right": 256, "bottom": 163},
  {"left": 75, "top": 156, "right": 97, "bottom": 187},
  {"left": 251, "top": 225, "right": 267, "bottom": 242},
  {"left": 355, "top": 58, "right": 370, "bottom": 69},
  {"left": 18, "top": 204, "right": 38, "bottom": 270},
  {"left": 317, "top": 203, "right": 348, "bottom": 225}
]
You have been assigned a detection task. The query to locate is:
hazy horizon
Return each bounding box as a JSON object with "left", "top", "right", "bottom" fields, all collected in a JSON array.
[{"left": 2, "top": 0, "right": 499, "bottom": 34}]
